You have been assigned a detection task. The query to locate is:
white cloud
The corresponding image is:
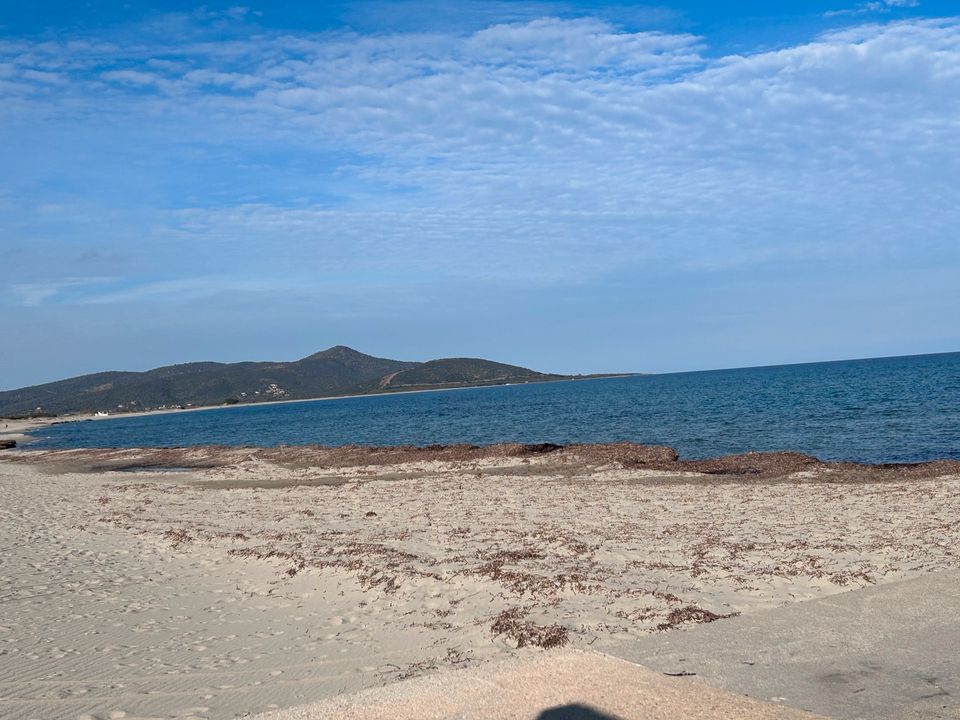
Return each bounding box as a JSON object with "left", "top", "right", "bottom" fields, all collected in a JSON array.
[
  {"left": 826, "top": 0, "right": 920, "bottom": 18},
  {"left": 9, "top": 282, "right": 64, "bottom": 307},
  {"left": 8, "top": 278, "right": 118, "bottom": 307},
  {"left": 100, "top": 69, "right": 162, "bottom": 85},
  {"left": 76, "top": 277, "right": 282, "bottom": 305},
  {"left": 5, "top": 276, "right": 294, "bottom": 307},
  {"left": 2, "top": 16, "right": 959, "bottom": 290},
  {"left": 2, "top": 11, "right": 960, "bottom": 384}
]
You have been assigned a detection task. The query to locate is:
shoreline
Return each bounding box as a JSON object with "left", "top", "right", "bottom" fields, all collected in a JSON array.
[
  {"left": 6, "top": 416, "right": 959, "bottom": 471},
  {"left": 6, "top": 440, "right": 960, "bottom": 480},
  {"left": 1, "top": 373, "right": 636, "bottom": 446},
  {"left": 4, "top": 366, "right": 957, "bottom": 468}
]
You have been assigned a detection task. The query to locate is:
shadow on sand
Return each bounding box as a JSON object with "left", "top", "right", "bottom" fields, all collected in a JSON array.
[{"left": 537, "top": 703, "right": 622, "bottom": 720}]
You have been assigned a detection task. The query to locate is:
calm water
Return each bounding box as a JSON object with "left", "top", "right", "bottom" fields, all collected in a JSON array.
[{"left": 27, "top": 352, "right": 960, "bottom": 464}]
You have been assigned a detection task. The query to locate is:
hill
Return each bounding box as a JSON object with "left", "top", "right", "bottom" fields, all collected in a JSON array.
[
  {"left": 0, "top": 346, "right": 570, "bottom": 416},
  {"left": 369, "top": 358, "right": 554, "bottom": 391}
]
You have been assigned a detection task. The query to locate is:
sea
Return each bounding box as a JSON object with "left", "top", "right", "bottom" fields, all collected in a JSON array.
[{"left": 26, "top": 351, "right": 960, "bottom": 464}]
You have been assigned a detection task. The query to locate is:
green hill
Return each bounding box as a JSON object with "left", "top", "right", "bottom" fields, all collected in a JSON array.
[
  {"left": 0, "top": 346, "right": 568, "bottom": 416},
  {"left": 370, "top": 358, "right": 555, "bottom": 391}
]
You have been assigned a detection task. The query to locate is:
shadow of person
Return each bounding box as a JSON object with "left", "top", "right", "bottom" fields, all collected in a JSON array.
[{"left": 537, "top": 703, "right": 624, "bottom": 720}]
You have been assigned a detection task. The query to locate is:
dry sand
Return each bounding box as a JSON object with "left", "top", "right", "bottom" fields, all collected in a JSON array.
[
  {"left": 254, "top": 649, "right": 826, "bottom": 720},
  {"left": 0, "top": 416, "right": 59, "bottom": 446},
  {"left": 1, "top": 445, "right": 959, "bottom": 719}
]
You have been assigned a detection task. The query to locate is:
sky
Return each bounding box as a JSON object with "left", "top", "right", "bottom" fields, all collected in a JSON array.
[{"left": 1, "top": 1, "right": 959, "bottom": 388}]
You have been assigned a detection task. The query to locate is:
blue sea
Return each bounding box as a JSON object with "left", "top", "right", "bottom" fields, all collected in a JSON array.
[{"left": 27, "top": 352, "right": 960, "bottom": 464}]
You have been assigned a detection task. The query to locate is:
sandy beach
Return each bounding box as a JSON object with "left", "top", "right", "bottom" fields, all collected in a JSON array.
[
  {"left": 1, "top": 441, "right": 959, "bottom": 718},
  {"left": 6, "top": 0, "right": 960, "bottom": 715},
  {"left": 0, "top": 416, "right": 62, "bottom": 447}
]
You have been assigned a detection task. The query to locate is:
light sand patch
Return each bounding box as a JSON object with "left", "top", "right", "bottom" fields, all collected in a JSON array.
[{"left": 253, "top": 649, "right": 826, "bottom": 719}]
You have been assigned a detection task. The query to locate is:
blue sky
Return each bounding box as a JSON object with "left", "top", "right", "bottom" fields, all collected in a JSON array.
[{"left": 1, "top": 1, "right": 959, "bottom": 388}]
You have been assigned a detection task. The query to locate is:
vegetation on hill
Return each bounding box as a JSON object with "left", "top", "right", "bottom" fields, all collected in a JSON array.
[
  {"left": 370, "top": 358, "right": 555, "bottom": 391},
  {"left": 0, "top": 346, "right": 568, "bottom": 416}
]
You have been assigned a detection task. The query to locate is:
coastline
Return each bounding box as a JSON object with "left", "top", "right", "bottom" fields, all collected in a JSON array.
[
  {"left": 7, "top": 440, "right": 960, "bottom": 479},
  {"left": 0, "top": 415, "right": 61, "bottom": 445},
  {"left": 1, "top": 373, "right": 637, "bottom": 447}
]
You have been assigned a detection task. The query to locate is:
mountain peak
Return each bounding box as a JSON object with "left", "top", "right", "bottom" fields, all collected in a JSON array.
[{"left": 301, "top": 345, "right": 367, "bottom": 361}]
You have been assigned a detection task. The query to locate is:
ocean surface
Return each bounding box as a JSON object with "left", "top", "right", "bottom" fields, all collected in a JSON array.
[{"left": 27, "top": 352, "right": 960, "bottom": 464}]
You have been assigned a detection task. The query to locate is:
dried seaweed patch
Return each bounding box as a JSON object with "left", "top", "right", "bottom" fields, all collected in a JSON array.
[
  {"left": 489, "top": 607, "right": 569, "bottom": 649},
  {"left": 656, "top": 605, "right": 738, "bottom": 631}
]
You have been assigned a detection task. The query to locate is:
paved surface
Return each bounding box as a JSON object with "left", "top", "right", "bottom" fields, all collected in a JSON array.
[
  {"left": 609, "top": 570, "right": 960, "bottom": 720},
  {"left": 255, "top": 649, "right": 825, "bottom": 720}
]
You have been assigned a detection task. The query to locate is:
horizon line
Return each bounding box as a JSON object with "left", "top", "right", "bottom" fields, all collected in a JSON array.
[{"left": 2, "top": 347, "right": 959, "bottom": 394}]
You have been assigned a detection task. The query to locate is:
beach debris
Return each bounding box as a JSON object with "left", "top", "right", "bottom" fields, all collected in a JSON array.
[
  {"left": 656, "top": 605, "right": 739, "bottom": 631},
  {"left": 488, "top": 607, "right": 569, "bottom": 649},
  {"left": 13, "top": 442, "right": 960, "bottom": 481},
  {"left": 162, "top": 528, "right": 193, "bottom": 548}
]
